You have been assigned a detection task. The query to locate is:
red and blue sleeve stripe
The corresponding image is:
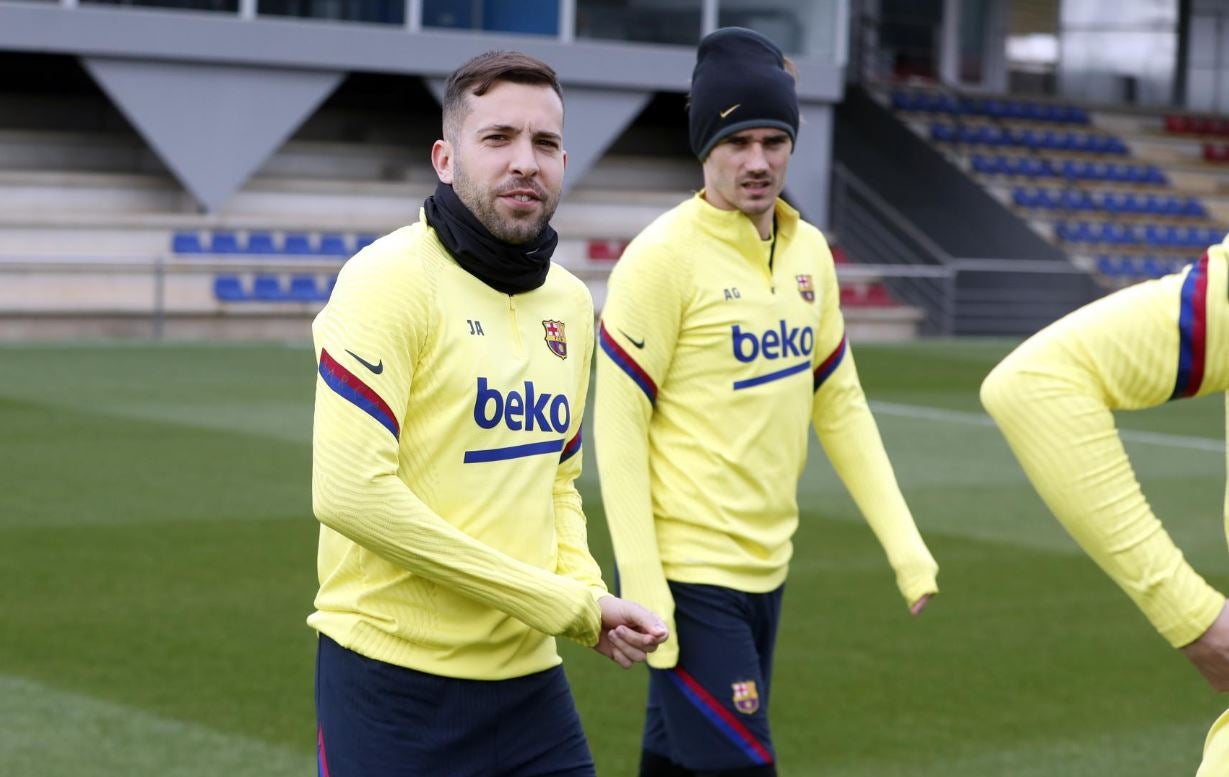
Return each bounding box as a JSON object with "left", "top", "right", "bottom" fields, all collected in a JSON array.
[
  {"left": 319, "top": 348, "right": 401, "bottom": 438},
  {"left": 812, "top": 332, "right": 848, "bottom": 392},
  {"left": 1171, "top": 254, "right": 1209, "bottom": 400},
  {"left": 599, "top": 321, "right": 658, "bottom": 405},
  {"left": 667, "top": 667, "right": 774, "bottom": 766},
  {"left": 560, "top": 425, "right": 583, "bottom": 463}
]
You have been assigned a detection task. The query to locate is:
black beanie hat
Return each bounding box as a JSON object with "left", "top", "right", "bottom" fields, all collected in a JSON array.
[{"left": 689, "top": 27, "right": 799, "bottom": 160}]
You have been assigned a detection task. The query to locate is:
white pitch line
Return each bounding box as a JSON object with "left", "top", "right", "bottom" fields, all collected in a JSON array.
[{"left": 870, "top": 400, "right": 1226, "bottom": 453}]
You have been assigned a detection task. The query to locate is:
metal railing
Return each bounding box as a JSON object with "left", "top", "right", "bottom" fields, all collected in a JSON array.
[
  {"left": 0, "top": 255, "right": 342, "bottom": 339},
  {"left": 829, "top": 163, "right": 1090, "bottom": 335}
]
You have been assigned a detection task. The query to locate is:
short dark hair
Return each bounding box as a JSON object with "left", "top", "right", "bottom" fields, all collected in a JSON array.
[{"left": 442, "top": 51, "right": 563, "bottom": 140}]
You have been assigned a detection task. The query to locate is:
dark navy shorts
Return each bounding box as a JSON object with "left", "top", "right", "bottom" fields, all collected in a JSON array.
[
  {"left": 315, "top": 634, "right": 596, "bottom": 777},
  {"left": 642, "top": 582, "right": 784, "bottom": 772}
]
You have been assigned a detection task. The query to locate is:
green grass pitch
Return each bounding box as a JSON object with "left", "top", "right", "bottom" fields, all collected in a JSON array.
[{"left": 1, "top": 339, "right": 1225, "bottom": 775}]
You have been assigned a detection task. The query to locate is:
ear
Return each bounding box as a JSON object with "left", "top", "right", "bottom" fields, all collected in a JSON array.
[
  {"left": 561, "top": 148, "right": 568, "bottom": 173},
  {"left": 431, "top": 139, "right": 454, "bottom": 184}
]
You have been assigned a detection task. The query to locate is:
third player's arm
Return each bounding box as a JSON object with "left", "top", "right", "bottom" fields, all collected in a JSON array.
[
  {"left": 809, "top": 241, "right": 939, "bottom": 608},
  {"left": 980, "top": 269, "right": 1224, "bottom": 649}
]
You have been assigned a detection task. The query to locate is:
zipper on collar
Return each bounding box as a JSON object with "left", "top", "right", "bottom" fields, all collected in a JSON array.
[{"left": 507, "top": 294, "right": 524, "bottom": 354}]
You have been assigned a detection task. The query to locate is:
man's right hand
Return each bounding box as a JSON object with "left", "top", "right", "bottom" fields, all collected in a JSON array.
[
  {"left": 593, "top": 596, "right": 670, "bottom": 669},
  {"left": 1182, "top": 600, "right": 1229, "bottom": 691}
]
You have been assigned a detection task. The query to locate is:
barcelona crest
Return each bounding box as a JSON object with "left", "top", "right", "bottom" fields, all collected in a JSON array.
[
  {"left": 731, "top": 680, "right": 760, "bottom": 714},
  {"left": 542, "top": 319, "right": 568, "bottom": 360},
  {"left": 796, "top": 274, "right": 815, "bottom": 302}
]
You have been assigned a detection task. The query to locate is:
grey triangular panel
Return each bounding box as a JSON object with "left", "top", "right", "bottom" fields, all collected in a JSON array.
[
  {"left": 424, "top": 77, "right": 447, "bottom": 104},
  {"left": 559, "top": 88, "right": 652, "bottom": 194},
  {"left": 83, "top": 57, "right": 344, "bottom": 212}
]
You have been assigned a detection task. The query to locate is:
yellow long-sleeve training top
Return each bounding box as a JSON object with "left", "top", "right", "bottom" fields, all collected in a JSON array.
[
  {"left": 982, "top": 244, "right": 1229, "bottom": 648},
  {"left": 308, "top": 215, "right": 608, "bottom": 681},
  {"left": 595, "top": 193, "right": 939, "bottom": 628}
]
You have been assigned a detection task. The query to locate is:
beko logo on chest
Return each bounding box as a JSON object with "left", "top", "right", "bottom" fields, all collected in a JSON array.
[
  {"left": 473, "top": 377, "right": 571, "bottom": 432},
  {"left": 731, "top": 321, "right": 815, "bottom": 362}
]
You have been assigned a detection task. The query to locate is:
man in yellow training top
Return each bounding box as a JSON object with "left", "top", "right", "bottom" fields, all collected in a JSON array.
[
  {"left": 595, "top": 27, "right": 939, "bottom": 777},
  {"left": 982, "top": 244, "right": 1229, "bottom": 775},
  {"left": 309, "top": 50, "right": 667, "bottom": 777}
]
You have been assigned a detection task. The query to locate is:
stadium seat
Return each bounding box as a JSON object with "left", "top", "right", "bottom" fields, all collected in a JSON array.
[
  {"left": 244, "top": 232, "right": 277, "bottom": 254},
  {"left": 1203, "top": 144, "right": 1229, "bottom": 163},
  {"left": 1165, "top": 115, "right": 1192, "bottom": 134},
  {"left": 1183, "top": 198, "right": 1208, "bottom": 218},
  {"left": 930, "top": 122, "right": 957, "bottom": 143},
  {"left": 251, "top": 274, "right": 286, "bottom": 301},
  {"left": 282, "top": 233, "right": 314, "bottom": 255},
  {"left": 208, "top": 232, "right": 240, "bottom": 254},
  {"left": 588, "top": 239, "right": 629, "bottom": 261},
  {"left": 213, "top": 275, "right": 246, "bottom": 301},
  {"left": 354, "top": 234, "right": 378, "bottom": 252},
  {"left": 319, "top": 234, "right": 350, "bottom": 256},
  {"left": 1140, "top": 257, "right": 1167, "bottom": 277},
  {"left": 172, "top": 232, "right": 204, "bottom": 254},
  {"left": 971, "top": 154, "right": 1001, "bottom": 175},
  {"left": 288, "top": 275, "right": 322, "bottom": 301}
]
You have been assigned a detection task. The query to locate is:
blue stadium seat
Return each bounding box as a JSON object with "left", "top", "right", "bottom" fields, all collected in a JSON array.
[
  {"left": 244, "top": 232, "right": 277, "bottom": 254},
  {"left": 1024, "top": 157, "right": 1054, "bottom": 178},
  {"left": 354, "top": 234, "right": 378, "bottom": 252},
  {"left": 1094, "top": 255, "right": 1116, "bottom": 275},
  {"left": 172, "top": 232, "right": 204, "bottom": 254},
  {"left": 208, "top": 232, "right": 240, "bottom": 254},
  {"left": 1183, "top": 198, "right": 1208, "bottom": 218},
  {"left": 971, "top": 154, "right": 997, "bottom": 174},
  {"left": 1143, "top": 224, "right": 1168, "bottom": 247},
  {"left": 252, "top": 274, "right": 286, "bottom": 301},
  {"left": 1012, "top": 187, "right": 1032, "bottom": 207},
  {"left": 324, "top": 275, "right": 338, "bottom": 298},
  {"left": 1011, "top": 128, "right": 1037, "bottom": 148},
  {"left": 288, "top": 275, "right": 322, "bottom": 301},
  {"left": 282, "top": 233, "right": 314, "bottom": 255},
  {"left": 1140, "top": 257, "right": 1167, "bottom": 277},
  {"left": 930, "top": 122, "right": 957, "bottom": 143},
  {"left": 891, "top": 91, "right": 910, "bottom": 110},
  {"left": 213, "top": 275, "right": 246, "bottom": 301},
  {"left": 319, "top": 234, "right": 349, "bottom": 256}
]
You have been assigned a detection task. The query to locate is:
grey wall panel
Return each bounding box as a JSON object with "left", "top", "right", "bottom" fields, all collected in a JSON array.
[
  {"left": 785, "top": 102, "right": 832, "bottom": 228},
  {"left": 557, "top": 87, "right": 653, "bottom": 194},
  {"left": 0, "top": 4, "right": 843, "bottom": 101},
  {"left": 83, "top": 57, "right": 343, "bottom": 211}
]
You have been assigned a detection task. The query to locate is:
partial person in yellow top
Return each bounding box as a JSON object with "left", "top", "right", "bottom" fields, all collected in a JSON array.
[
  {"left": 310, "top": 51, "right": 667, "bottom": 777},
  {"left": 982, "top": 244, "right": 1229, "bottom": 776},
  {"left": 595, "top": 27, "right": 939, "bottom": 777}
]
